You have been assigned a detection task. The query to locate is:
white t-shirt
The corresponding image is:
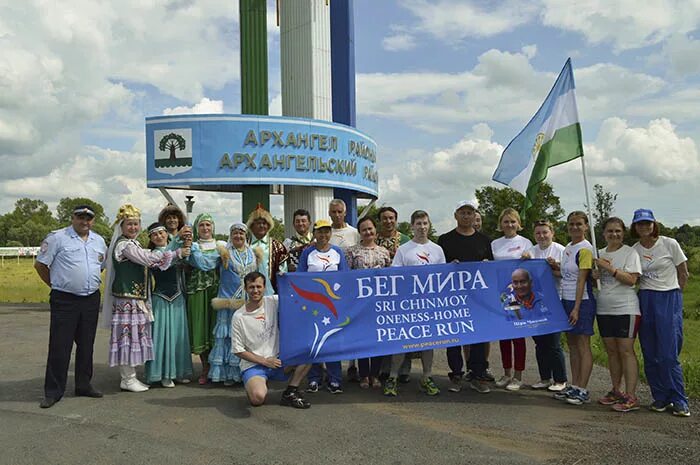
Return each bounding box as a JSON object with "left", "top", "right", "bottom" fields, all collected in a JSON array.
[
  {"left": 596, "top": 245, "right": 642, "bottom": 315},
  {"left": 392, "top": 240, "right": 446, "bottom": 267},
  {"left": 491, "top": 235, "right": 533, "bottom": 261},
  {"left": 231, "top": 295, "right": 279, "bottom": 373},
  {"left": 302, "top": 246, "right": 345, "bottom": 272},
  {"left": 561, "top": 240, "right": 594, "bottom": 301},
  {"left": 330, "top": 225, "right": 360, "bottom": 250},
  {"left": 526, "top": 242, "right": 565, "bottom": 297},
  {"left": 632, "top": 236, "right": 687, "bottom": 291}
]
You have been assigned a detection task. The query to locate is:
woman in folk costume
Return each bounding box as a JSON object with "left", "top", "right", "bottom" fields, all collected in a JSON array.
[
  {"left": 185, "top": 213, "right": 226, "bottom": 384},
  {"left": 190, "top": 222, "right": 263, "bottom": 385},
  {"left": 246, "top": 204, "right": 288, "bottom": 295},
  {"left": 101, "top": 204, "right": 187, "bottom": 392},
  {"left": 144, "top": 222, "right": 194, "bottom": 387}
]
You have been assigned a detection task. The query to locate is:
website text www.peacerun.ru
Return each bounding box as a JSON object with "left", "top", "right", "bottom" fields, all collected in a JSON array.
[{"left": 402, "top": 338, "right": 460, "bottom": 350}]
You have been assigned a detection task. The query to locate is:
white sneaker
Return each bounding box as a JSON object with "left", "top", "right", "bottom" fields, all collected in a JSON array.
[
  {"left": 505, "top": 378, "right": 523, "bottom": 391},
  {"left": 495, "top": 376, "right": 511, "bottom": 388},
  {"left": 177, "top": 378, "right": 191, "bottom": 384},
  {"left": 161, "top": 379, "right": 175, "bottom": 388},
  {"left": 120, "top": 378, "right": 149, "bottom": 392},
  {"left": 531, "top": 380, "right": 551, "bottom": 390},
  {"left": 548, "top": 382, "right": 567, "bottom": 392}
]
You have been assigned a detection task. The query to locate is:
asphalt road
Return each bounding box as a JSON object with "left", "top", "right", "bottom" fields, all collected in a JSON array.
[{"left": 1, "top": 304, "right": 697, "bottom": 465}]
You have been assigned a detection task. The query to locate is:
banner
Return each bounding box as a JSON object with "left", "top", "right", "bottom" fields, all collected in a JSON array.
[{"left": 278, "top": 259, "right": 570, "bottom": 365}]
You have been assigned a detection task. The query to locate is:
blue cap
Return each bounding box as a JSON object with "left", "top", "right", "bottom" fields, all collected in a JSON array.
[{"left": 632, "top": 208, "right": 656, "bottom": 224}]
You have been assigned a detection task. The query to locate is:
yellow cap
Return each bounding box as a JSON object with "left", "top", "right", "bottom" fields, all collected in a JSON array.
[{"left": 313, "top": 219, "right": 332, "bottom": 231}]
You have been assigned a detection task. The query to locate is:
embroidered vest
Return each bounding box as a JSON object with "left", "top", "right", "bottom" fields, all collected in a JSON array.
[{"left": 112, "top": 238, "right": 148, "bottom": 299}]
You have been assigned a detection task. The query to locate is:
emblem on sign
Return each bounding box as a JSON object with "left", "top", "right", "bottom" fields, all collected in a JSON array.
[{"left": 154, "top": 128, "right": 193, "bottom": 175}]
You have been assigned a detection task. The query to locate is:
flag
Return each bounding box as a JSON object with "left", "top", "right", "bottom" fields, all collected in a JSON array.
[{"left": 492, "top": 58, "right": 583, "bottom": 214}]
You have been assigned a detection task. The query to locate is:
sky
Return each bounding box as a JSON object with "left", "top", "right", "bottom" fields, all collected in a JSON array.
[{"left": 2, "top": 0, "right": 700, "bottom": 236}]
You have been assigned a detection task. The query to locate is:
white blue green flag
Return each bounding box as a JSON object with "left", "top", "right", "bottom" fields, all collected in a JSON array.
[{"left": 492, "top": 58, "right": 583, "bottom": 213}]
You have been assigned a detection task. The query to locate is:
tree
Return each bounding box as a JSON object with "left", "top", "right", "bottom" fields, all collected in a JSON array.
[
  {"left": 56, "top": 197, "right": 112, "bottom": 239},
  {"left": 475, "top": 182, "right": 564, "bottom": 241},
  {"left": 269, "top": 217, "right": 285, "bottom": 242},
  {"left": 159, "top": 133, "right": 186, "bottom": 160},
  {"left": 0, "top": 198, "right": 59, "bottom": 246},
  {"left": 585, "top": 183, "right": 618, "bottom": 246}
]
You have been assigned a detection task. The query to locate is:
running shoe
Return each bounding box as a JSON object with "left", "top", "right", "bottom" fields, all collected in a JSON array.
[
  {"left": 554, "top": 385, "right": 574, "bottom": 401},
  {"left": 598, "top": 390, "right": 623, "bottom": 405},
  {"left": 649, "top": 400, "right": 672, "bottom": 412},
  {"left": 548, "top": 382, "right": 567, "bottom": 392},
  {"left": 383, "top": 377, "right": 398, "bottom": 397},
  {"left": 420, "top": 376, "right": 440, "bottom": 396},
  {"left": 531, "top": 380, "right": 551, "bottom": 390},
  {"left": 495, "top": 376, "right": 511, "bottom": 388},
  {"left": 464, "top": 370, "right": 474, "bottom": 382},
  {"left": 611, "top": 394, "right": 640, "bottom": 412},
  {"left": 327, "top": 382, "right": 343, "bottom": 394},
  {"left": 505, "top": 378, "right": 523, "bottom": 391},
  {"left": 359, "top": 377, "right": 370, "bottom": 389},
  {"left": 482, "top": 369, "right": 496, "bottom": 382},
  {"left": 280, "top": 390, "right": 311, "bottom": 409},
  {"left": 306, "top": 381, "right": 319, "bottom": 393},
  {"left": 161, "top": 379, "right": 175, "bottom": 388},
  {"left": 672, "top": 403, "right": 691, "bottom": 417},
  {"left": 566, "top": 388, "right": 590, "bottom": 405},
  {"left": 371, "top": 377, "right": 382, "bottom": 389},
  {"left": 469, "top": 379, "right": 491, "bottom": 394},
  {"left": 448, "top": 376, "right": 463, "bottom": 393}
]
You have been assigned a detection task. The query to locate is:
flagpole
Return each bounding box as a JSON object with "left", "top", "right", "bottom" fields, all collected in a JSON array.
[{"left": 580, "top": 155, "right": 602, "bottom": 290}]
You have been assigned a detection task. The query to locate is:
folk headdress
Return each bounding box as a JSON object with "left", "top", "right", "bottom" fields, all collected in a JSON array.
[
  {"left": 113, "top": 203, "right": 141, "bottom": 226},
  {"left": 192, "top": 213, "right": 215, "bottom": 242},
  {"left": 158, "top": 204, "right": 186, "bottom": 231},
  {"left": 245, "top": 203, "right": 274, "bottom": 230}
]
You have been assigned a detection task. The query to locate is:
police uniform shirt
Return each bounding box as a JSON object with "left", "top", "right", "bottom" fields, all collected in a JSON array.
[{"left": 37, "top": 226, "right": 107, "bottom": 296}]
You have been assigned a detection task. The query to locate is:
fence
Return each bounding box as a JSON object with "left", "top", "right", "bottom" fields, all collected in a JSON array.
[{"left": 0, "top": 247, "right": 41, "bottom": 266}]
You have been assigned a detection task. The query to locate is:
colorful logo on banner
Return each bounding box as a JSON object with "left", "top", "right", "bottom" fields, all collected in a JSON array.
[{"left": 278, "top": 260, "right": 570, "bottom": 365}]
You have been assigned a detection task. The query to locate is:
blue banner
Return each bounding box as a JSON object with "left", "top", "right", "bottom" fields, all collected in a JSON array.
[
  {"left": 278, "top": 259, "right": 569, "bottom": 365},
  {"left": 145, "top": 114, "right": 378, "bottom": 198}
]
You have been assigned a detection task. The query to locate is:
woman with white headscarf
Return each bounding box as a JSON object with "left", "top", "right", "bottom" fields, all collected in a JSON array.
[
  {"left": 101, "top": 204, "right": 188, "bottom": 392},
  {"left": 191, "top": 222, "right": 263, "bottom": 385}
]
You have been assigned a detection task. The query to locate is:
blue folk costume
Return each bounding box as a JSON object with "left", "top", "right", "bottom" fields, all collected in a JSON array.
[
  {"left": 190, "top": 222, "right": 263, "bottom": 384},
  {"left": 144, "top": 223, "right": 194, "bottom": 384}
]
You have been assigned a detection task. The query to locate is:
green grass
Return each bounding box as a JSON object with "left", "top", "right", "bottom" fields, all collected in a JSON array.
[{"left": 0, "top": 257, "right": 51, "bottom": 303}]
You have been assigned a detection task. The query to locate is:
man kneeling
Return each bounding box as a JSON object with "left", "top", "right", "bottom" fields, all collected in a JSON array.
[{"left": 233, "top": 271, "right": 311, "bottom": 409}]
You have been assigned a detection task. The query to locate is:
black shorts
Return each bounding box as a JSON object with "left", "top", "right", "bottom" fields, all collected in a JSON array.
[{"left": 597, "top": 314, "right": 640, "bottom": 339}]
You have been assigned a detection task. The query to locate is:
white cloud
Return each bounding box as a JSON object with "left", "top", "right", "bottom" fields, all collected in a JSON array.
[
  {"left": 163, "top": 97, "right": 224, "bottom": 115},
  {"left": 0, "top": 0, "right": 241, "bottom": 182},
  {"left": 398, "top": 0, "right": 537, "bottom": 42},
  {"left": 541, "top": 0, "right": 700, "bottom": 52},
  {"left": 382, "top": 33, "right": 417, "bottom": 52},
  {"left": 377, "top": 124, "right": 505, "bottom": 233},
  {"left": 659, "top": 34, "right": 700, "bottom": 76},
  {"left": 587, "top": 117, "right": 700, "bottom": 184},
  {"left": 357, "top": 49, "right": 666, "bottom": 132}
]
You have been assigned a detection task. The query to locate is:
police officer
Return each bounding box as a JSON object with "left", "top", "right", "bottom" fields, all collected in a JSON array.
[{"left": 35, "top": 205, "right": 108, "bottom": 408}]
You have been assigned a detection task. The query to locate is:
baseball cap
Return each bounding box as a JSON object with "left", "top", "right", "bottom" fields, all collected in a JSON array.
[
  {"left": 454, "top": 200, "right": 478, "bottom": 212},
  {"left": 313, "top": 219, "right": 332, "bottom": 231},
  {"left": 632, "top": 208, "right": 656, "bottom": 224}
]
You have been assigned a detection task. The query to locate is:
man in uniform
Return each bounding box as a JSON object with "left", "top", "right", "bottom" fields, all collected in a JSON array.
[{"left": 34, "top": 205, "right": 108, "bottom": 408}]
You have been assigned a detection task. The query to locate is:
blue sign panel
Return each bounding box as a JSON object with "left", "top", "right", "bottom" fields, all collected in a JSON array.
[
  {"left": 277, "top": 259, "right": 570, "bottom": 366},
  {"left": 145, "top": 114, "right": 378, "bottom": 198}
]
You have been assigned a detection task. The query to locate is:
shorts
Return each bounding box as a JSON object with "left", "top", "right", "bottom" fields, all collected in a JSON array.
[
  {"left": 597, "top": 314, "right": 640, "bottom": 339},
  {"left": 562, "top": 298, "right": 596, "bottom": 336},
  {"left": 241, "top": 365, "right": 289, "bottom": 385}
]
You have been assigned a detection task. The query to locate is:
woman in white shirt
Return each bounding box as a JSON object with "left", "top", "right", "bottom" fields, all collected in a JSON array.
[
  {"left": 491, "top": 208, "right": 532, "bottom": 391},
  {"left": 592, "top": 217, "right": 642, "bottom": 412},
  {"left": 523, "top": 220, "right": 567, "bottom": 392},
  {"left": 631, "top": 208, "right": 690, "bottom": 417}
]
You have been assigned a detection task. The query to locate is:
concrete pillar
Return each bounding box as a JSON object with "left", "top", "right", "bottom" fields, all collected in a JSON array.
[{"left": 280, "top": 0, "right": 335, "bottom": 235}]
